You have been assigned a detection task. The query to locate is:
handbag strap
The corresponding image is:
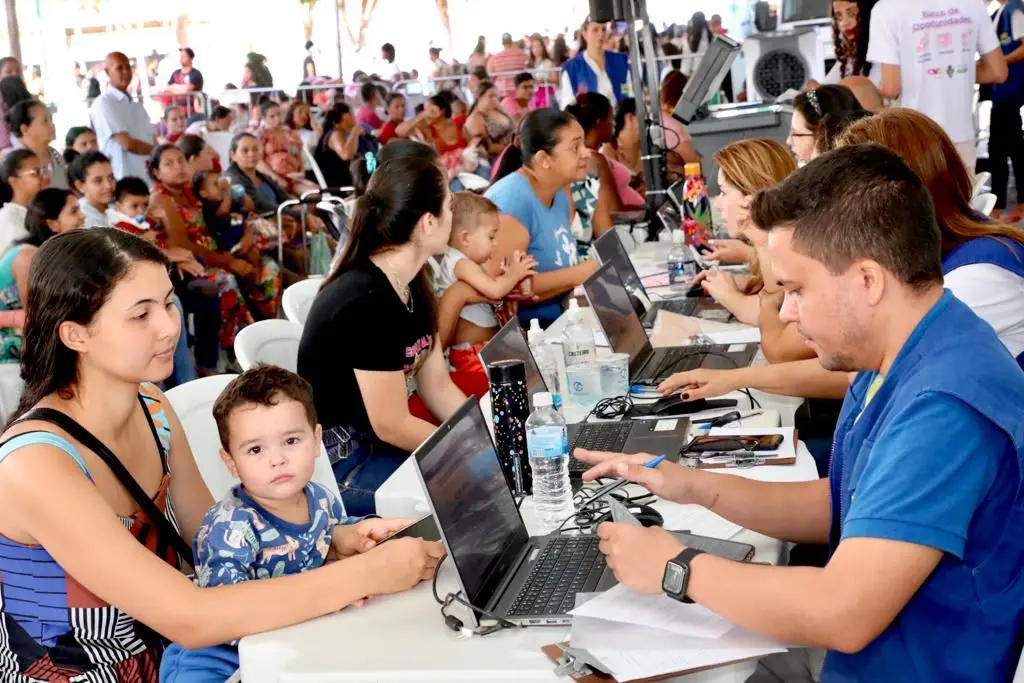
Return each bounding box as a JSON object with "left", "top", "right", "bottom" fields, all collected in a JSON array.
[{"left": 20, "top": 406, "right": 195, "bottom": 568}]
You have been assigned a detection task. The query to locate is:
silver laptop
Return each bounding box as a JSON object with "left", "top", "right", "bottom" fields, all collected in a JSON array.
[{"left": 411, "top": 398, "right": 617, "bottom": 626}]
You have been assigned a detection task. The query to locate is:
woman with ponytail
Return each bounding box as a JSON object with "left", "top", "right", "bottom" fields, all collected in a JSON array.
[
  {"left": 298, "top": 154, "right": 466, "bottom": 515},
  {"left": 0, "top": 148, "right": 47, "bottom": 253}
]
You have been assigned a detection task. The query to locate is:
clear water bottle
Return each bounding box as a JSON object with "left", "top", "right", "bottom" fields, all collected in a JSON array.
[
  {"left": 528, "top": 318, "right": 563, "bottom": 412},
  {"left": 667, "top": 231, "right": 697, "bottom": 285},
  {"left": 525, "top": 392, "right": 575, "bottom": 534},
  {"left": 562, "top": 299, "right": 596, "bottom": 367}
]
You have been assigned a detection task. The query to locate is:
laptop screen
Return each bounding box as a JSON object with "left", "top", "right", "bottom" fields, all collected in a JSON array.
[
  {"left": 413, "top": 399, "right": 530, "bottom": 608},
  {"left": 583, "top": 261, "right": 653, "bottom": 370},
  {"left": 478, "top": 319, "right": 548, "bottom": 401},
  {"left": 594, "top": 230, "right": 646, "bottom": 299}
]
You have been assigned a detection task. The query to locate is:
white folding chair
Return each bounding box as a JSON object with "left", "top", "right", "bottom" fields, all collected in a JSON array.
[
  {"left": 303, "top": 146, "right": 328, "bottom": 189},
  {"left": 973, "top": 171, "right": 992, "bottom": 198},
  {"left": 972, "top": 192, "right": 998, "bottom": 217},
  {"left": 204, "top": 131, "right": 233, "bottom": 176},
  {"left": 282, "top": 276, "right": 324, "bottom": 325},
  {"left": 165, "top": 375, "right": 341, "bottom": 502},
  {"left": 233, "top": 319, "right": 304, "bottom": 372},
  {"left": 456, "top": 172, "right": 490, "bottom": 191}
]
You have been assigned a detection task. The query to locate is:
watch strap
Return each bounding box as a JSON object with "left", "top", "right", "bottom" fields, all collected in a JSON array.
[{"left": 672, "top": 547, "right": 705, "bottom": 603}]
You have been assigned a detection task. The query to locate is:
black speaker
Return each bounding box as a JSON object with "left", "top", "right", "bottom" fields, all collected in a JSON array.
[{"left": 589, "top": 0, "right": 624, "bottom": 23}]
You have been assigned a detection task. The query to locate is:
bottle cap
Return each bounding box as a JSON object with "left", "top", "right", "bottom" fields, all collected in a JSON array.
[
  {"left": 672, "top": 230, "right": 684, "bottom": 244},
  {"left": 568, "top": 299, "right": 580, "bottom": 311},
  {"left": 530, "top": 318, "right": 542, "bottom": 333},
  {"left": 487, "top": 359, "right": 526, "bottom": 384},
  {"left": 533, "top": 392, "right": 553, "bottom": 408},
  {"left": 684, "top": 162, "right": 702, "bottom": 177}
]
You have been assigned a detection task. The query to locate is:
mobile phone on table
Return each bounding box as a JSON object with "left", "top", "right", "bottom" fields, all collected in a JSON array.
[
  {"left": 683, "top": 434, "right": 784, "bottom": 453},
  {"left": 377, "top": 515, "right": 441, "bottom": 544}
]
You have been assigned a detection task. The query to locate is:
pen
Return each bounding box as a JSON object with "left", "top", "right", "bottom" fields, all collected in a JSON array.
[{"left": 586, "top": 454, "right": 666, "bottom": 502}]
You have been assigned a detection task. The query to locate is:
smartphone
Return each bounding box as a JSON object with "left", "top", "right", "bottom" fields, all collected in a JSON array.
[
  {"left": 683, "top": 434, "right": 784, "bottom": 453},
  {"left": 377, "top": 516, "right": 441, "bottom": 544}
]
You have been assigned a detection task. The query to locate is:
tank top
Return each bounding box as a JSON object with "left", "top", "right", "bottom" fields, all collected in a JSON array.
[{"left": 0, "top": 384, "right": 177, "bottom": 681}]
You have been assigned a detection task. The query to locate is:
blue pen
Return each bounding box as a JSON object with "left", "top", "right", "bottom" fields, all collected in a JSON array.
[{"left": 587, "top": 454, "right": 666, "bottom": 502}]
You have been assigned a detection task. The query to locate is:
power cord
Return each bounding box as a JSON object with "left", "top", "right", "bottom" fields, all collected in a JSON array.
[{"left": 431, "top": 553, "right": 523, "bottom": 638}]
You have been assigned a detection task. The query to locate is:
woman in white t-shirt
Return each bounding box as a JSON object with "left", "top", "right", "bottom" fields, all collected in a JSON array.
[
  {"left": 0, "top": 149, "right": 47, "bottom": 254},
  {"left": 821, "top": 1, "right": 882, "bottom": 88}
]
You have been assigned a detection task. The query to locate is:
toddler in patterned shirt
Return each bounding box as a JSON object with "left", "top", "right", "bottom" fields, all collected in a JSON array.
[{"left": 161, "top": 365, "right": 392, "bottom": 682}]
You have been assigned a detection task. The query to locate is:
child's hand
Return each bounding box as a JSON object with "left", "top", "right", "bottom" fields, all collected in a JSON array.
[
  {"left": 505, "top": 254, "right": 537, "bottom": 282},
  {"left": 140, "top": 230, "right": 160, "bottom": 244},
  {"left": 330, "top": 518, "right": 415, "bottom": 558}
]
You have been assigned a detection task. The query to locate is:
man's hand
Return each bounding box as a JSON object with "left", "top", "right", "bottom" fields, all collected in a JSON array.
[
  {"left": 575, "top": 450, "right": 695, "bottom": 503},
  {"left": 657, "top": 368, "right": 741, "bottom": 400},
  {"left": 330, "top": 517, "right": 415, "bottom": 559},
  {"left": 697, "top": 270, "right": 742, "bottom": 302},
  {"left": 597, "top": 522, "right": 685, "bottom": 594}
]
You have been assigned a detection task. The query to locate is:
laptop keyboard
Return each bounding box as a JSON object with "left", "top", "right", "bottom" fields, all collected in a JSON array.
[
  {"left": 657, "top": 298, "right": 698, "bottom": 316},
  {"left": 568, "top": 422, "right": 634, "bottom": 474},
  {"left": 507, "top": 536, "right": 606, "bottom": 617}
]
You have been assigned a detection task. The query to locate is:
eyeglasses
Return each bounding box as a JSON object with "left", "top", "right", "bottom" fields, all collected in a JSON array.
[{"left": 17, "top": 168, "right": 48, "bottom": 178}]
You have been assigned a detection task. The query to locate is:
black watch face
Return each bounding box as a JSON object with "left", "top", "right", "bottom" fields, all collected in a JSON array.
[{"left": 663, "top": 561, "right": 687, "bottom": 595}]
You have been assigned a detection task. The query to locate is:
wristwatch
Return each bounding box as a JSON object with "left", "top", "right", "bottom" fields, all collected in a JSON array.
[{"left": 662, "top": 548, "right": 705, "bottom": 603}]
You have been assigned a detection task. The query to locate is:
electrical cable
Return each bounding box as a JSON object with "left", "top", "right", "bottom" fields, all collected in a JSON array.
[{"left": 431, "top": 552, "right": 523, "bottom": 637}]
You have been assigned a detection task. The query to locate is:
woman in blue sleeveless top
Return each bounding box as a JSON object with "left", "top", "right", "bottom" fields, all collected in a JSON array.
[{"left": 485, "top": 109, "right": 598, "bottom": 326}]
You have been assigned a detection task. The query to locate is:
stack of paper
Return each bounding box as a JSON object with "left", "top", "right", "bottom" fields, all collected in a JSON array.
[{"left": 568, "top": 587, "right": 786, "bottom": 681}]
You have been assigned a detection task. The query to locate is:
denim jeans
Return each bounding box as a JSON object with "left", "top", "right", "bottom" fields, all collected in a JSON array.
[
  {"left": 160, "top": 643, "right": 238, "bottom": 683},
  {"left": 324, "top": 426, "right": 409, "bottom": 516},
  {"left": 164, "top": 295, "right": 198, "bottom": 389}
]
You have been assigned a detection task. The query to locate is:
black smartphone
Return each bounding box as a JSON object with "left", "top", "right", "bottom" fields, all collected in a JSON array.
[
  {"left": 377, "top": 516, "right": 441, "bottom": 544},
  {"left": 683, "top": 434, "right": 784, "bottom": 453}
]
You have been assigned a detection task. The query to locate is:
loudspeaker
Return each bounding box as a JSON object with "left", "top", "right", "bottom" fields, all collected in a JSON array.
[
  {"left": 743, "top": 28, "right": 826, "bottom": 102},
  {"left": 589, "top": 0, "right": 624, "bottom": 23}
]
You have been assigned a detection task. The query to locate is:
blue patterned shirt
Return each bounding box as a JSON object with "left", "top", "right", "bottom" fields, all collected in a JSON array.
[{"left": 194, "top": 482, "right": 355, "bottom": 587}]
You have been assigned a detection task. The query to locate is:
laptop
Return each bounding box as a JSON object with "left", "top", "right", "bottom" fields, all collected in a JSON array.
[
  {"left": 593, "top": 229, "right": 724, "bottom": 326},
  {"left": 412, "top": 398, "right": 617, "bottom": 626},
  {"left": 478, "top": 319, "right": 692, "bottom": 477},
  {"left": 582, "top": 261, "right": 759, "bottom": 385}
]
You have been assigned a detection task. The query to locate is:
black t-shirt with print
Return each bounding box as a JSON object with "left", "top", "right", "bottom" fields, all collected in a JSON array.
[{"left": 297, "top": 258, "right": 434, "bottom": 434}]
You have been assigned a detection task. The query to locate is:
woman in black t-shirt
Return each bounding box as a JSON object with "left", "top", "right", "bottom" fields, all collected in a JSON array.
[{"left": 297, "top": 154, "right": 465, "bottom": 515}]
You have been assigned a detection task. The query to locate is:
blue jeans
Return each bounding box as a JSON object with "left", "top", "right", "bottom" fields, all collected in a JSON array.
[
  {"left": 160, "top": 643, "right": 237, "bottom": 682},
  {"left": 164, "top": 295, "right": 198, "bottom": 389},
  {"left": 324, "top": 426, "right": 409, "bottom": 516}
]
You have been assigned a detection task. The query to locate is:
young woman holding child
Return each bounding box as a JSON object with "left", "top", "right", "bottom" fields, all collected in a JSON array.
[
  {"left": 298, "top": 155, "right": 468, "bottom": 516},
  {"left": 0, "top": 229, "right": 441, "bottom": 681}
]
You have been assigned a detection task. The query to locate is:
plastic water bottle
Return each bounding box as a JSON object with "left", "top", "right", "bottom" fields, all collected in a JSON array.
[
  {"left": 667, "top": 230, "right": 688, "bottom": 285},
  {"left": 562, "top": 299, "right": 596, "bottom": 367},
  {"left": 525, "top": 392, "right": 575, "bottom": 533},
  {"left": 528, "top": 318, "right": 563, "bottom": 412}
]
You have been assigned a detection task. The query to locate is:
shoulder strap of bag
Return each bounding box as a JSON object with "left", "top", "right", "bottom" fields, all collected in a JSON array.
[{"left": 20, "top": 407, "right": 194, "bottom": 568}]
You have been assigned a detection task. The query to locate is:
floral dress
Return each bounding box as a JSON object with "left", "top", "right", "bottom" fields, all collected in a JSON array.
[
  {"left": 259, "top": 126, "right": 305, "bottom": 193},
  {"left": 151, "top": 184, "right": 279, "bottom": 346}
]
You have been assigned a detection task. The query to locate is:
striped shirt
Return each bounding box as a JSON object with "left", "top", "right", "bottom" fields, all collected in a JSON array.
[{"left": 488, "top": 48, "right": 529, "bottom": 97}]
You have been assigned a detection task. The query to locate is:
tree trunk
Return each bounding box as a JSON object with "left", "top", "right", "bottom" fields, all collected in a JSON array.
[{"left": 4, "top": 0, "right": 20, "bottom": 64}]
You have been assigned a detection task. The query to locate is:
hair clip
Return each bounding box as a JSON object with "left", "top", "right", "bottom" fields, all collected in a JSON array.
[
  {"left": 365, "top": 151, "right": 378, "bottom": 174},
  {"left": 806, "top": 89, "right": 823, "bottom": 117}
]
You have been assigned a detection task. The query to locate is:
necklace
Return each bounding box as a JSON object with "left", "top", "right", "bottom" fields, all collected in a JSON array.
[{"left": 384, "top": 256, "right": 413, "bottom": 313}]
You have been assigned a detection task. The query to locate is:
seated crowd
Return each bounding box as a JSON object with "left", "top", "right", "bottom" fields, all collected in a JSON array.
[{"left": 0, "top": 16, "right": 1021, "bottom": 682}]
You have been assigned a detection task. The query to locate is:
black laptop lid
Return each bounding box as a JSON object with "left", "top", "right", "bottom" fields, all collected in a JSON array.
[
  {"left": 478, "top": 319, "right": 548, "bottom": 400},
  {"left": 582, "top": 261, "right": 653, "bottom": 377},
  {"left": 594, "top": 230, "right": 647, "bottom": 299},
  {"left": 413, "top": 398, "right": 531, "bottom": 609}
]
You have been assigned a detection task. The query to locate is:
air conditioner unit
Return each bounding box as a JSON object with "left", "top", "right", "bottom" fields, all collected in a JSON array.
[{"left": 743, "top": 28, "right": 827, "bottom": 103}]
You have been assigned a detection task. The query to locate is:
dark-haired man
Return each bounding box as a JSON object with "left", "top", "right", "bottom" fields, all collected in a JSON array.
[
  {"left": 579, "top": 143, "right": 1024, "bottom": 681},
  {"left": 167, "top": 47, "right": 204, "bottom": 114}
]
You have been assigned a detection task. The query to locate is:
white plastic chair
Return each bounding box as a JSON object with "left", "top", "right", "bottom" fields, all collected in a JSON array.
[
  {"left": 204, "top": 131, "right": 233, "bottom": 177},
  {"left": 233, "top": 319, "right": 304, "bottom": 372},
  {"left": 282, "top": 276, "right": 324, "bottom": 325},
  {"left": 165, "top": 375, "right": 341, "bottom": 502},
  {"left": 972, "top": 192, "right": 998, "bottom": 217},
  {"left": 973, "top": 171, "right": 992, "bottom": 198},
  {"left": 303, "top": 146, "right": 328, "bottom": 189},
  {"left": 456, "top": 172, "right": 490, "bottom": 191}
]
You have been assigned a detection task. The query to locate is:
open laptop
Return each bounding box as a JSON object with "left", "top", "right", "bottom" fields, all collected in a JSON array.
[
  {"left": 582, "top": 261, "right": 758, "bottom": 385},
  {"left": 412, "top": 398, "right": 617, "bottom": 626},
  {"left": 593, "top": 229, "right": 725, "bottom": 326},
  {"left": 478, "top": 319, "right": 692, "bottom": 477}
]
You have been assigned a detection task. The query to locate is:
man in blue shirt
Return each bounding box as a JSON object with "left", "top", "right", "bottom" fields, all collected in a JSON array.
[{"left": 579, "top": 144, "right": 1024, "bottom": 681}]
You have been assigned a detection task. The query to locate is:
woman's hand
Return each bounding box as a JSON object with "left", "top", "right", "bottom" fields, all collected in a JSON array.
[
  {"left": 329, "top": 518, "right": 415, "bottom": 559},
  {"left": 575, "top": 449, "right": 697, "bottom": 504},
  {"left": 362, "top": 537, "right": 445, "bottom": 596},
  {"left": 165, "top": 247, "right": 196, "bottom": 264},
  {"left": 704, "top": 239, "right": 753, "bottom": 265},
  {"left": 231, "top": 258, "right": 257, "bottom": 280},
  {"left": 176, "top": 260, "right": 206, "bottom": 278},
  {"left": 657, "top": 368, "right": 741, "bottom": 400},
  {"left": 307, "top": 214, "right": 326, "bottom": 232},
  {"left": 598, "top": 523, "right": 686, "bottom": 594},
  {"left": 698, "top": 270, "right": 741, "bottom": 302}
]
